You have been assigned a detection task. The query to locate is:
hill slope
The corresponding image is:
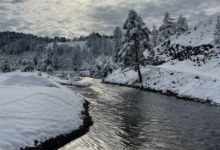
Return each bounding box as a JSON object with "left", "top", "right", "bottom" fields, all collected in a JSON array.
[{"left": 171, "top": 12, "right": 220, "bottom": 46}]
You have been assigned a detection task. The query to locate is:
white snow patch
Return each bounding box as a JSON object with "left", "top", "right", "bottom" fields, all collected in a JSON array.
[
  {"left": 105, "top": 68, "right": 140, "bottom": 85},
  {"left": 54, "top": 77, "right": 90, "bottom": 87},
  {"left": 0, "top": 71, "right": 85, "bottom": 150}
]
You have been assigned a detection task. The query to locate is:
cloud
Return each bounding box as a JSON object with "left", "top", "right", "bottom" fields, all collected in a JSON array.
[
  {"left": 0, "top": 0, "right": 26, "bottom": 3},
  {"left": 0, "top": 0, "right": 219, "bottom": 37},
  {"left": 0, "top": 6, "right": 8, "bottom": 11}
]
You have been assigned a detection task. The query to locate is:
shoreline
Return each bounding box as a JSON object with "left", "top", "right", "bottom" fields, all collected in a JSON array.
[
  {"left": 103, "top": 81, "right": 219, "bottom": 106},
  {"left": 20, "top": 100, "right": 93, "bottom": 150}
]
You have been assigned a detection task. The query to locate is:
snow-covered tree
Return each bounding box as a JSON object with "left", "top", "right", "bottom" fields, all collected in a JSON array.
[
  {"left": 0, "top": 56, "right": 13, "bottom": 72},
  {"left": 118, "top": 10, "right": 151, "bottom": 83},
  {"left": 100, "top": 37, "right": 108, "bottom": 54},
  {"left": 87, "top": 32, "right": 102, "bottom": 57},
  {"left": 37, "top": 47, "right": 53, "bottom": 73},
  {"left": 176, "top": 14, "right": 188, "bottom": 35},
  {"left": 151, "top": 25, "right": 159, "bottom": 47},
  {"left": 33, "top": 45, "right": 46, "bottom": 67},
  {"left": 103, "top": 38, "right": 114, "bottom": 56},
  {"left": 51, "top": 41, "right": 59, "bottom": 70},
  {"left": 21, "top": 59, "right": 35, "bottom": 72},
  {"left": 113, "top": 27, "right": 122, "bottom": 63},
  {"left": 71, "top": 45, "right": 82, "bottom": 71},
  {"left": 158, "top": 11, "right": 176, "bottom": 43},
  {"left": 214, "top": 16, "right": 220, "bottom": 45}
]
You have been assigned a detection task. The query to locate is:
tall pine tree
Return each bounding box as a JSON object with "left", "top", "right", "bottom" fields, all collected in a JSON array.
[
  {"left": 118, "top": 10, "right": 151, "bottom": 83},
  {"left": 176, "top": 14, "right": 188, "bottom": 35},
  {"left": 158, "top": 11, "right": 176, "bottom": 43}
]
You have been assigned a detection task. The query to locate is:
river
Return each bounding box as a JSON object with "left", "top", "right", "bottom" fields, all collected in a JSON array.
[{"left": 60, "top": 77, "right": 220, "bottom": 150}]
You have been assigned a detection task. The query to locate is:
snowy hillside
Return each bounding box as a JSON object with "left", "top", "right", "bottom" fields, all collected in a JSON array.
[
  {"left": 168, "top": 12, "right": 220, "bottom": 46},
  {"left": 149, "top": 12, "right": 220, "bottom": 66}
]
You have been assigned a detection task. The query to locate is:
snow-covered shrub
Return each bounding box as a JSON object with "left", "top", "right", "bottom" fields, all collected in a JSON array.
[
  {"left": 21, "top": 59, "right": 35, "bottom": 72},
  {"left": 0, "top": 57, "right": 14, "bottom": 73},
  {"left": 153, "top": 43, "right": 215, "bottom": 65}
]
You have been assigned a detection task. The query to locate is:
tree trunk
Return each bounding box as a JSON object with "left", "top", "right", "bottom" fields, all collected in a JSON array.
[{"left": 134, "top": 33, "right": 143, "bottom": 83}]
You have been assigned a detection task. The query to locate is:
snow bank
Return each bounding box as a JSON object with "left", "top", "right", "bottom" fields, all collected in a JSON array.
[
  {"left": 105, "top": 68, "right": 140, "bottom": 85},
  {"left": 105, "top": 63, "right": 220, "bottom": 105},
  {"left": 54, "top": 77, "right": 90, "bottom": 87},
  {"left": 142, "top": 67, "right": 220, "bottom": 104},
  {"left": 0, "top": 71, "right": 85, "bottom": 150}
]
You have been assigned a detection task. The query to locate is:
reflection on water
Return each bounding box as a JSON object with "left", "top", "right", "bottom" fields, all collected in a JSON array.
[{"left": 60, "top": 78, "right": 220, "bottom": 150}]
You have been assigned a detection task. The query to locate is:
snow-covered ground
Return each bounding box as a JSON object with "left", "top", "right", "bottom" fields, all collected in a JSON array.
[
  {"left": 104, "top": 59, "right": 220, "bottom": 105},
  {"left": 167, "top": 12, "right": 220, "bottom": 46},
  {"left": 54, "top": 77, "right": 90, "bottom": 87},
  {"left": 0, "top": 71, "right": 85, "bottom": 150}
]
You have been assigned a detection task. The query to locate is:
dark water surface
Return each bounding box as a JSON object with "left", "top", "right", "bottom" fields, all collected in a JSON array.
[{"left": 60, "top": 78, "right": 220, "bottom": 150}]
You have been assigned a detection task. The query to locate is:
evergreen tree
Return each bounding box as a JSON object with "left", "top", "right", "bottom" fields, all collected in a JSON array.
[
  {"left": 113, "top": 27, "right": 122, "bottom": 63},
  {"left": 118, "top": 10, "right": 151, "bottom": 83},
  {"left": 176, "top": 14, "right": 188, "bottom": 35},
  {"left": 163, "top": 11, "right": 174, "bottom": 23},
  {"left": 21, "top": 59, "right": 35, "bottom": 72},
  {"left": 214, "top": 16, "right": 220, "bottom": 45},
  {"left": 100, "top": 37, "right": 108, "bottom": 54},
  {"left": 151, "top": 24, "right": 159, "bottom": 47},
  {"left": 71, "top": 45, "right": 82, "bottom": 71},
  {"left": 37, "top": 47, "right": 53, "bottom": 73},
  {"left": 158, "top": 11, "right": 176, "bottom": 43},
  {"left": 51, "top": 41, "right": 59, "bottom": 70},
  {"left": 87, "top": 32, "right": 102, "bottom": 57},
  {"left": 0, "top": 56, "right": 13, "bottom": 72},
  {"left": 102, "top": 38, "right": 113, "bottom": 56}
]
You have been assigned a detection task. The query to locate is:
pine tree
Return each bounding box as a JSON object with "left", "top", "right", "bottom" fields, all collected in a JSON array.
[
  {"left": 100, "top": 37, "right": 108, "bottom": 54},
  {"left": 21, "top": 59, "right": 35, "bottom": 72},
  {"left": 158, "top": 11, "right": 176, "bottom": 43},
  {"left": 214, "top": 16, "right": 220, "bottom": 45},
  {"left": 151, "top": 25, "right": 159, "bottom": 47},
  {"left": 176, "top": 14, "right": 188, "bottom": 35},
  {"left": 113, "top": 27, "right": 122, "bottom": 63},
  {"left": 163, "top": 11, "right": 174, "bottom": 23},
  {"left": 37, "top": 47, "right": 53, "bottom": 73},
  {"left": 52, "top": 41, "right": 59, "bottom": 70},
  {"left": 118, "top": 10, "right": 151, "bottom": 83},
  {"left": 87, "top": 32, "right": 102, "bottom": 57},
  {"left": 71, "top": 45, "right": 82, "bottom": 71},
  {"left": 0, "top": 56, "right": 13, "bottom": 73}
]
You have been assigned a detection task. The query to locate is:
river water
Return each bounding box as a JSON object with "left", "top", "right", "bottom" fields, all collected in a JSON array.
[{"left": 60, "top": 78, "right": 220, "bottom": 150}]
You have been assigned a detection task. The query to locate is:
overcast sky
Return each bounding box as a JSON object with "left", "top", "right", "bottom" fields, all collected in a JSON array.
[{"left": 0, "top": 0, "right": 220, "bottom": 38}]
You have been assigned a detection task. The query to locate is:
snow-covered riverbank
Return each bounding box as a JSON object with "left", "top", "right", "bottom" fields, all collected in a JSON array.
[
  {"left": 0, "top": 71, "right": 91, "bottom": 150},
  {"left": 104, "top": 59, "right": 220, "bottom": 105}
]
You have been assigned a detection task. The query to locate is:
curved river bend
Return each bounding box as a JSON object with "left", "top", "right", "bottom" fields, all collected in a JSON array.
[{"left": 60, "top": 78, "right": 220, "bottom": 150}]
